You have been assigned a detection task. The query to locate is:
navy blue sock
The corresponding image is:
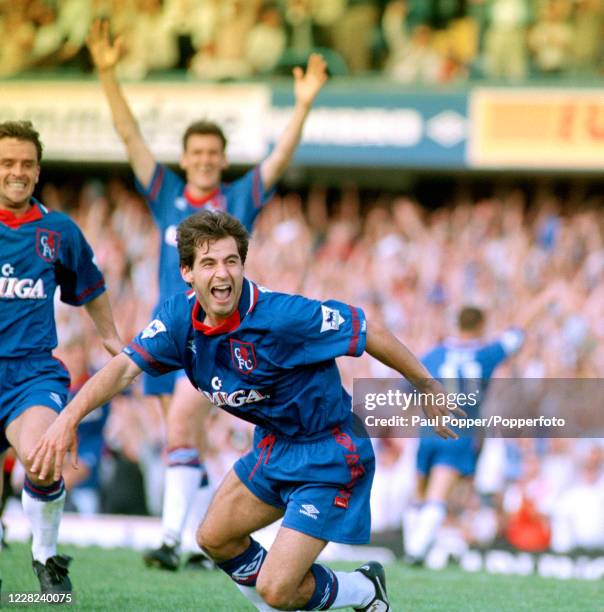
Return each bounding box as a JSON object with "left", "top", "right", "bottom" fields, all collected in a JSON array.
[
  {"left": 303, "top": 564, "right": 339, "bottom": 610},
  {"left": 216, "top": 538, "right": 267, "bottom": 586},
  {"left": 23, "top": 477, "right": 65, "bottom": 501}
]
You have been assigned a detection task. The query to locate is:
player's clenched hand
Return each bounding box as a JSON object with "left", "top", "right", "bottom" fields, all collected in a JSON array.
[
  {"left": 293, "top": 53, "right": 328, "bottom": 108},
  {"left": 419, "top": 381, "right": 467, "bottom": 440},
  {"left": 28, "top": 412, "right": 79, "bottom": 482},
  {"left": 87, "top": 18, "right": 123, "bottom": 71}
]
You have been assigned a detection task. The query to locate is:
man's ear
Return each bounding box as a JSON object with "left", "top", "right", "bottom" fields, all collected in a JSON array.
[
  {"left": 179, "top": 153, "right": 187, "bottom": 171},
  {"left": 181, "top": 265, "right": 193, "bottom": 284}
]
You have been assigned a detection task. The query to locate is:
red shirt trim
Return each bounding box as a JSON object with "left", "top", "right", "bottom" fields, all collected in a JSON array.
[
  {"left": 0, "top": 203, "right": 43, "bottom": 229},
  {"left": 184, "top": 186, "right": 220, "bottom": 208},
  {"left": 191, "top": 299, "right": 241, "bottom": 335},
  {"left": 347, "top": 306, "right": 361, "bottom": 356}
]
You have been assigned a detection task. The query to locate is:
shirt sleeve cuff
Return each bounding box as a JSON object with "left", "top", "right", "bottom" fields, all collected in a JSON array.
[
  {"left": 123, "top": 342, "right": 174, "bottom": 376},
  {"left": 347, "top": 305, "right": 367, "bottom": 357}
]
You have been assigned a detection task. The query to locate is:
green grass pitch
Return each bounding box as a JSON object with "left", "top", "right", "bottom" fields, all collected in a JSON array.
[{"left": 1, "top": 543, "right": 600, "bottom": 611}]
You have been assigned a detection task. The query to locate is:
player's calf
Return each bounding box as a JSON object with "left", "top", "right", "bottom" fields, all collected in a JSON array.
[{"left": 212, "top": 537, "right": 274, "bottom": 609}]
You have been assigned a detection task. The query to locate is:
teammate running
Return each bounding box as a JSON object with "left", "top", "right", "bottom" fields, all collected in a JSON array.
[
  {"left": 0, "top": 120, "right": 121, "bottom": 592},
  {"left": 404, "top": 288, "right": 558, "bottom": 566}
]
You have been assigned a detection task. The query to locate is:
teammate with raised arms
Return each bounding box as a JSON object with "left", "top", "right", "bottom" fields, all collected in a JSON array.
[{"left": 86, "top": 18, "right": 328, "bottom": 570}]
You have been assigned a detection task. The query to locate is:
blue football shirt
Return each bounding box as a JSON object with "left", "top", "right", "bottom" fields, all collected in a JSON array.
[
  {"left": 420, "top": 329, "right": 525, "bottom": 434},
  {"left": 0, "top": 199, "right": 106, "bottom": 358},
  {"left": 124, "top": 280, "right": 367, "bottom": 438}
]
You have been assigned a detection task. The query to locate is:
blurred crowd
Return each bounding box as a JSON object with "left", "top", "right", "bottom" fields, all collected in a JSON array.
[
  {"left": 1, "top": 0, "right": 603, "bottom": 82},
  {"left": 3, "top": 176, "right": 604, "bottom": 556}
]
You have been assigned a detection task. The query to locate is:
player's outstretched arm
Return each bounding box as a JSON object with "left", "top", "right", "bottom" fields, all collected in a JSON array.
[
  {"left": 87, "top": 18, "right": 156, "bottom": 188},
  {"left": 28, "top": 354, "right": 142, "bottom": 482},
  {"left": 260, "top": 53, "right": 328, "bottom": 190},
  {"left": 84, "top": 292, "right": 122, "bottom": 356},
  {"left": 365, "top": 319, "right": 466, "bottom": 440}
]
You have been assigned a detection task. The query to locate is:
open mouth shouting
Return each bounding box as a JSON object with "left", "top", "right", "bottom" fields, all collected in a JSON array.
[{"left": 211, "top": 284, "right": 232, "bottom": 304}]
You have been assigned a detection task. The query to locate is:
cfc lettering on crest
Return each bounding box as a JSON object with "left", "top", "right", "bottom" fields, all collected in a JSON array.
[
  {"left": 35, "top": 228, "right": 61, "bottom": 262},
  {"left": 230, "top": 339, "right": 257, "bottom": 374}
]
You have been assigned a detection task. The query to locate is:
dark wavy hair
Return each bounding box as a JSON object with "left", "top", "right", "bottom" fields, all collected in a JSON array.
[{"left": 177, "top": 210, "right": 249, "bottom": 269}]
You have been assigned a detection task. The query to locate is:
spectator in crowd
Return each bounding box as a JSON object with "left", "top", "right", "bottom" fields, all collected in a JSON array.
[
  {"left": 27, "top": 1, "right": 64, "bottom": 68},
  {"left": 528, "top": 0, "right": 574, "bottom": 75},
  {"left": 332, "top": 0, "right": 379, "bottom": 73},
  {"left": 163, "top": 0, "right": 218, "bottom": 69},
  {"left": 550, "top": 442, "right": 604, "bottom": 552},
  {"left": 114, "top": 0, "right": 179, "bottom": 79},
  {"left": 246, "top": 2, "right": 287, "bottom": 74},
  {"left": 282, "top": 0, "right": 317, "bottom": 56},
  {"left": 383, "top": 18, "right": 447, "bottom": 83},
  {"left": 571, "top": 0, "right": 602, "bottom": 75},
  {"left": 482, "top": 0, "right": 530, "bottom": 80},
  {"left": 0, "top": 0, "right": 36, "bottom": 77},
  {"left": 5, "top": 0, "right": 604, "bottom": 81},
  {"left": 189, "top": 0, "right": 261, "bottom": 80}
]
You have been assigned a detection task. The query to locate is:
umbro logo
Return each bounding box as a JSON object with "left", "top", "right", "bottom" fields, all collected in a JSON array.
[
  {"left": 49, "top": 392, "right": 63, "bottom": 408},
  {"left": 299, "top": 504, "right": 320, "bottom": 519},
  {"left": 232, "top": 550, "right": 265, "bottom": 583}
]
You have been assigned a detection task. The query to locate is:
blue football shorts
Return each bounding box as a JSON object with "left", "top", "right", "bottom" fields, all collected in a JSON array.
[
  {"left": 416, "top": 436, "right": 479, "bottom": 477},
  {"left": 234, "top": 418, "right": 375, "bottom": 545},
  {"left": 0, "top": 355, "right": 70, "bottom": 453}
]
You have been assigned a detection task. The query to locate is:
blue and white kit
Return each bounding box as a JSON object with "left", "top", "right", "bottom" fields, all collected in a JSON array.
[
  {"left": 0, "top": 199, "right": 106, "bottom": 452},
  {"left": 125, "top": 281, "right": 376, "bottom": 543},
  {"left": 417, "top": 329, "right": 525, "bottom": 476}
]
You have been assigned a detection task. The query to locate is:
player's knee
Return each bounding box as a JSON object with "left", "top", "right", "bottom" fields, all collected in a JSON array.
[
  {"left": 256, "top": 574, "right": 295, "bottom": 610},
  {"left": 196, "top": 524, "right": 225, "bottom": 559},
  {"left": 165, "top": 414, "right": 198, "bottom": 448},
  {"left": 21, "top": 459, "right": 55, "bottom": 487}
]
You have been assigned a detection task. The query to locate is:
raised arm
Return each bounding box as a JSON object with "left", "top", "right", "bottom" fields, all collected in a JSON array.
[
  {"left": 514, "top": 282, "right": 561, "bottom": 331},
  {"left": 365, "top": 319, "right": 465, "bottom": 439},
  {"left": 84, "top": 292, "right": 122, "bottom": 356},
  {"left": 28, "top": 354, "right": 141, "bottom": 481},
  {"left": 87, "top": 19, "right": 156, "bottom": 188},
  {"left": 260, "top": 53, "right": 328, "bottom": 190}
]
